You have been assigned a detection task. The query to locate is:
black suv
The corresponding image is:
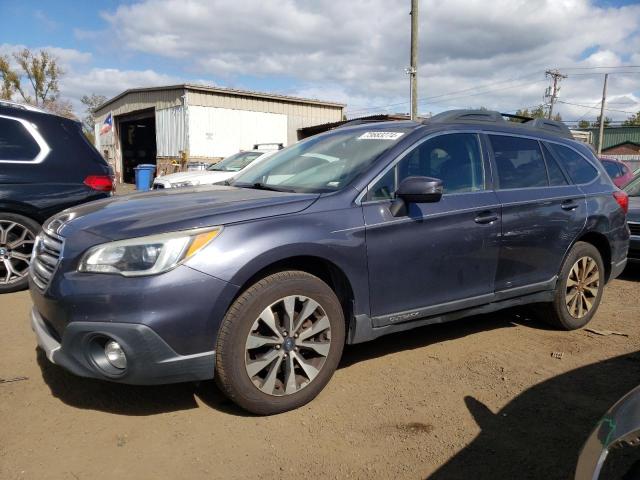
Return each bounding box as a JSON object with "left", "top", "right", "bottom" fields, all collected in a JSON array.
[{"left": 0, "top": 101, "right": 113, "bottom": 293}]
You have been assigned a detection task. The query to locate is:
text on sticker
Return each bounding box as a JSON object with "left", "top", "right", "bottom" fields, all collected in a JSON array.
[{"left": 357, "top": 132, "right": 405, "bottom": 140}]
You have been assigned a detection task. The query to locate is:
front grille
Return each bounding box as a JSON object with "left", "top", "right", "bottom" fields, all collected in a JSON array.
[
  {"left": 30, "top": 231, "right": 64, "bottom": 291},
  {"left": 630, "top": 222, "right": 640, "bottom": 237},
  {"left": 153, "top": 183, "right": 165, "bottom": 190}
]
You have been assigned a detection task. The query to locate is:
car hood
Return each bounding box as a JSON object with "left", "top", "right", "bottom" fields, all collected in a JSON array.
[
  {"left": 155, "top": 170, "right": 235, "bottom": 185},
  {"left": 57, "top": 185, "right": 320, "bottom": 241},
  {"left": 628, "top": 196, "right": 640, "bottom": 223}
]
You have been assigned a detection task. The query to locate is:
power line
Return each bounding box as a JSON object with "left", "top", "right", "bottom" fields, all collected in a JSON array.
[
  {"left": 346, "top": 71, "right": 544, "bottom": 115},
  {"left": 558, "top": 65, "right": 640, "bottom": 70},
  {"left": 556, "top": 99, "right": 637, "bottom": 115}
]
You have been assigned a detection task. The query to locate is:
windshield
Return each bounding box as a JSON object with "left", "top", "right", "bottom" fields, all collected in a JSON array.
[
  {"left": 232, "top": 128, "right": 411, "bottom": 193},
  {"left": 624, "top": 173, "right": 640, "bottom": 197},
  {"left": 207, "top": 151, "right": 264, "bottom": 172}
]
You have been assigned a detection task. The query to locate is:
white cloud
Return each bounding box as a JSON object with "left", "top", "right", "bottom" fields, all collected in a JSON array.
[{"left": 94, "top": 0, "right": 640, "bottom": 122}]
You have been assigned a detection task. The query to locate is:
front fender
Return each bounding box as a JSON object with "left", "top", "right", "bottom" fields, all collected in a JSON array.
[{"left": 185, "top": 206, "right": 370, "bottom": 316}]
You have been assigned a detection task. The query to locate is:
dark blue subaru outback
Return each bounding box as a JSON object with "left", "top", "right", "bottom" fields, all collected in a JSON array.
[{"left": 30, "top": 110, "right": 630, "bottom": 414}]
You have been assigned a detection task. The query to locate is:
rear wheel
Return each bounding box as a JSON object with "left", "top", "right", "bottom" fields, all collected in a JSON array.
[
  {"left": 0, "top": 213, "right": 40, "bottom": 294},
  {"left": 541, "top": 241, "right": 605, "bottom": 330},
  {"left": 215, "top": 271, "right": 345, "bottom": 415}
]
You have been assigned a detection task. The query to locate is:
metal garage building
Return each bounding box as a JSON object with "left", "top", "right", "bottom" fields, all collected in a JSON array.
[{"left": 93, "top": 84, "right": 344, "bottom": 183}]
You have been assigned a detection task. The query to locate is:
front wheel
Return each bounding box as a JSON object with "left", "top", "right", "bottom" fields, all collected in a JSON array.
[
  {"left": 215, "top": 271, "right": 345, "bottom": 415},
  {"left": 0, "top": 213, "right": 40, "bottom": 294},
  {"left": 541, "top": 241, "right": 605, "bottom": 330}
]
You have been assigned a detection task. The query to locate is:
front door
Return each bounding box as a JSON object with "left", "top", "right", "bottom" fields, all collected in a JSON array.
[{"left": 362, "top": 132, "right": 501, "bottom": 326}]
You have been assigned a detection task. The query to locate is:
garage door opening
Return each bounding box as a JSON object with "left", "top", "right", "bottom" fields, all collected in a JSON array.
[{"left": 119, "top": 112, "right": 157, "bottom": 184}]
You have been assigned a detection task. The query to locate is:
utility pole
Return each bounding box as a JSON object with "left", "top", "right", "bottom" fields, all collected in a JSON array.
[
  {"left": 597, "top": 73, "right": 609, "bottom": 155},
  {"left": 545, "top": 69, "right": 567, "bottom": 119},
  {"left": 408, "top": 0, "right": 419, "bottom": 121}
]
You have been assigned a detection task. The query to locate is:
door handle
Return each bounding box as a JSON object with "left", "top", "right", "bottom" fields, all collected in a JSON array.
[
  {"left": 474, "top": 211, "right": 499, "bottom": 224},
  {"left": 561, "top": 200, "right": 579, "bottom": 211}
]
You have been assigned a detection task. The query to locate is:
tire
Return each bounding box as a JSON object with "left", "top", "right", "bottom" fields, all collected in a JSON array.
[
  {"left": 0, "top": 213, "right": 40, "bottom": 294},
  {"left": 215, "top": 271, "right": 345, "bottom": 415},
  {"left": 541, "top": 241, "right": 605, "bottom": 330}
]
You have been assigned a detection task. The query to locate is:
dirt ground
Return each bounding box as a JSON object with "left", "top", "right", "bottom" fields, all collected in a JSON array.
[{"left": 1, "top": 265, "right": 639, "bottom": 480}]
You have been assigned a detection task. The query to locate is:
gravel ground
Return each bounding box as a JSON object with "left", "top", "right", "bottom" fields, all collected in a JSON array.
[{"left": 1, "top": 264, "right": 639, "bottom": 480}]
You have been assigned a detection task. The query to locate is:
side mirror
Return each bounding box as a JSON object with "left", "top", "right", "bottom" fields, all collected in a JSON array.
[{"left": 390, "top": 176, "right": 443, "bottom": 217}]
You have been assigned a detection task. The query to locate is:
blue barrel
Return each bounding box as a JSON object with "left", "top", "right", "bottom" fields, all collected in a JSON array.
[{"left": 134, "top": 164, "right": 156, "bottom": 191}]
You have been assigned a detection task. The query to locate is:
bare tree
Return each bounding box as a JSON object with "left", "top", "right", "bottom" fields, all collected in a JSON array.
[
  {"left": 0, "top": 48, "right": 74, "bottom": 118},
  {"left": 80, "top": 94, "right": 107, "bottom": 133}
]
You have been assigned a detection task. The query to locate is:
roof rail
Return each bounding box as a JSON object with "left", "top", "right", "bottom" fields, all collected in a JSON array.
[
  {"left": 522, "top": 118, "right": 574, "bottom": 139},
  {"left": 424, "top": 109, "right": 574, "bottom": 139},
  {"left": 428, "top": 109, "right": 507, "bottom": 124},
  {"left": 0, "top": 100, "right": 49, "bottom": 114}
]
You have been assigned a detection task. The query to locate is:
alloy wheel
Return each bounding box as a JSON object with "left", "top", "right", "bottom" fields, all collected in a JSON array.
[
  {"left": 0, "top": 220, "right": 35, "bottom": 285},
  {"left": 244, "top": 295, "right": 332, "bottom": 396},
  {"left": 565, "top": 256, "right": 600, "bottom": 319}
]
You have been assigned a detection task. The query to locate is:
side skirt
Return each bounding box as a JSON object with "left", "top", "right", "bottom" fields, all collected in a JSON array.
[{"left": 347, "top": 290, "right": 554, "bottom": 345}]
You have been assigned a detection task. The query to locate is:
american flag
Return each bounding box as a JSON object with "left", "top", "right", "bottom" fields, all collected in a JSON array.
[{"left": 100, "top": 113, "right": 112, "bottom": 135}]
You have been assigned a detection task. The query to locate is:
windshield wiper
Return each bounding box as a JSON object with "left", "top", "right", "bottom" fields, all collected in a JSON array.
[{"left": 250, "top": 182, "right": 296, "bottom": 192}]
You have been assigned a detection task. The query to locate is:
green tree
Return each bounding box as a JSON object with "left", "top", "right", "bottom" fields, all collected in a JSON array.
[
  {"left": 593, "top": 115, "right": 611, "bottom": 128},
  {"left": 622, "top": 111, "right": 640, "bottom": 126},
  {"left": 512, "top": 105, "right": 561, "bottom": 122},
  {"left": 577, "top": 120, "right": 591, "bottom": 129}
]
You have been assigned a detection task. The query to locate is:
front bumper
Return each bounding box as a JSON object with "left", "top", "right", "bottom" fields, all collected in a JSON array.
[{"left": 31, "top": 307, "right": 216, "bottom": 385}]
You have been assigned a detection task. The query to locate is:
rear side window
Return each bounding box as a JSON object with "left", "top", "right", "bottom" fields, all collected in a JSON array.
[
  {"left": 547, "top": 143, "right": 598, "bottom": 184},
  {"left": 602, "top": 160, "right": 621, "bottom": 178},
  {"left": 0, "top": 117, "right": 41, "bottom": 161},
  {"left": 489, "top": 135, "right": 548, "bottom": 189},
  {"left": 541, "top": 143, "right": 568, "bottom": 186}
]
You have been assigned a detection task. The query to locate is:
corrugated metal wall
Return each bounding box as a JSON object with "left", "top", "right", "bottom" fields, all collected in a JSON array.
[
  {"left": 188, "top": 106, "right": 287, "bottom": 158},
  {"left": 186, "top": 90, "right": 343, "bottom": 144},
  {"left": 155, "top": 106, "right": 187, "bottom": 157},
  {"left": 94, "top": 89, "right": 184, "bottom": 120}
]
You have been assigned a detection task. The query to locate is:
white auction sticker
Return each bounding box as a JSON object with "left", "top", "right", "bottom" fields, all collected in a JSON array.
[{"left": 357, "top": 131, "right": 405, "bottom": 140}]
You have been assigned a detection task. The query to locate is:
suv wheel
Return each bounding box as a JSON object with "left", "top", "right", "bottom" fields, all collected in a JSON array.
[
  {"left": 541, "top": 241, "right": 605, "bottom": 330},
  {"left": 0, "top": 213, "right": 40, "bottom": 294},
  {"left": 215, "top": 271, "right": 345, "bottom": 415}
]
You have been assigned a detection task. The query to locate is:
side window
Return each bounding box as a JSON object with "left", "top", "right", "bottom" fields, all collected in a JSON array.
[
  {"left": 602, "top": 160, "right": 621, "bottom": 179},
  {"left": 541, "top": 143, "right": 568, "bottom": 186},
  {"left": 490, "top": 135, "right": 548, "bottom": 189},
  {"left": 547, "top": 143, "right": 599, "bottom": 184},
  {"left": 367, "top": 167, "right": 396, "bottom": 200},
  {"left": 0, "top": 117, "right": 41, "bottom": 161},
  {"left": 366, "top": 133, "right": 484, "bottom": 201}
]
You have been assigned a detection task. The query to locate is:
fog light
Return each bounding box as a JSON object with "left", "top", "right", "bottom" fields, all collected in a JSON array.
[{"left": 104, "top": 341, "right": 127, "bottom": 369}]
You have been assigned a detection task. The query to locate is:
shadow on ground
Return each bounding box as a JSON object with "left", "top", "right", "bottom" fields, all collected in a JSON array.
[
  {"left": 36, "top": 308, "right": 537, "bottom": 416},
  {"left": 619, "top": 261, "right": 640, "bottom": 282},
  {"left": 427, "top": 350, "right": 640, "bottom": 480}
]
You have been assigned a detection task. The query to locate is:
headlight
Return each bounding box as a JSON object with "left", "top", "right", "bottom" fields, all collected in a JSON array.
[
  {"left": 172, "top": 180, "right": 199, "bottom": 188},
  {"left": 78, "top": 227, "right": 221, "bottom": 276}
]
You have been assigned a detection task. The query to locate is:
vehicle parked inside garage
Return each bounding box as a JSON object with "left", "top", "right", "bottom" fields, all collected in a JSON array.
[
  {"left": 0, "top": 101, "right": 113, "bottom": 293},
  {"left": 623, "top": 172, "right": 640, "bottom": 260},
  {"left": 152, "top": 149, "right": 273, "bottom": 189},
  {"left": 29, "top": 110, "right": 629, "bottom": 414}
]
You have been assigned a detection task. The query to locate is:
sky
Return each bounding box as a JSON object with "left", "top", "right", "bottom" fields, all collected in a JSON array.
[{"left": 1, "top": 0, "right": 640, "bottom": 124}]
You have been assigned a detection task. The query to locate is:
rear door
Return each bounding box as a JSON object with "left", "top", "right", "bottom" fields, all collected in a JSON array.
[{"left": 488, "top": 134, "right": 586, "bottom": 293}]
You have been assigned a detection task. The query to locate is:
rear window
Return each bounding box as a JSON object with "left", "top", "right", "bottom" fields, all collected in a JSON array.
[
  {"left": 489, "top": 135, "right": 548, "bottom": 189},
  {"left": 547, "top": 143, "right": 599, "bottom": 184},
  {"left": 0, "top": 117, "right": 41, "bottom": 161}
]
